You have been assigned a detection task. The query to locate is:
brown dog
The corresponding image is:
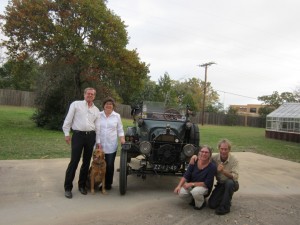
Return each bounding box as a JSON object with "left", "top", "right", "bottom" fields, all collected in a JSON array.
[{"left": 87, "top": 149, "right": 106, "bottom": 194}]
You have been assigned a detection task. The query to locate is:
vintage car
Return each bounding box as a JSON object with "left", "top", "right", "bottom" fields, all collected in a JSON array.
[{"left": 119, "top": 101, "right": 200, "bottom": 195}]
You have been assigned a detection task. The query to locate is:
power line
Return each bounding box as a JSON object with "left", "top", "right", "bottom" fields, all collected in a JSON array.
[{"left": 216, "top": 89, "right": 258, "bottom": 100}]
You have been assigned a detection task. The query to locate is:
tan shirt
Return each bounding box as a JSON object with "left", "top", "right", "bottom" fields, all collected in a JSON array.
[{"left": 212, "top": 153, "right": 239, "bottom": 183}]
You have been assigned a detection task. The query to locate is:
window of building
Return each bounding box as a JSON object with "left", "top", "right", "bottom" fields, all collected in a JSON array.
[{"left": 249, "top": 108, "right": 257, "bottom": 113}]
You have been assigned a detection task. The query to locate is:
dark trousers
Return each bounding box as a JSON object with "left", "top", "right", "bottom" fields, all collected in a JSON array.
[
  {"left": 64, "top": 131, "right": 95, "bottom": 191},
  {"left": 105, "top": 151, "right": 117, "bottom": 188},
  {"left": 208, "top": 179, "right": 237, "bottom": 210}
]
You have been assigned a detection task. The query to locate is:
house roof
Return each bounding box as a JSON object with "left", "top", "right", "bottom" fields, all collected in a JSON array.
[{"left": 267, "top": 103, "right": 300, "bottom": 118}]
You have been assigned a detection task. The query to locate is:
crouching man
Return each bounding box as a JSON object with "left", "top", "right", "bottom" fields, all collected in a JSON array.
[{"left": 208, "top": 138, "right": 239, "bottom": 215}]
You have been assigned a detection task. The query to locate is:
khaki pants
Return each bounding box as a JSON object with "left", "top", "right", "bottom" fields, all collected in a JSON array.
[{"left": 179, "top": 186, "right": 208, "bottom": 207}]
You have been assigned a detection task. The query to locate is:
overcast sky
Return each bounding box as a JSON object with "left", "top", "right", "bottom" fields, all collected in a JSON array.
[{"left": 1, "top": 1, "right": 300, "bottom": 108}]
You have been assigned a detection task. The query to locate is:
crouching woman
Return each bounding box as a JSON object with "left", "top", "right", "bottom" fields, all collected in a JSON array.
[{"left": 174, "top": 146, "right": 217, "bottom": 210}]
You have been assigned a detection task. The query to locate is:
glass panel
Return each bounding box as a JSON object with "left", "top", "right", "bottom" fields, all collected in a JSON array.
[
  {"left": 281, "top": 122, "right": 287, "bottom": 131},
  {"left": 295, "top": 123, "right": 300, "bottom": 132}
]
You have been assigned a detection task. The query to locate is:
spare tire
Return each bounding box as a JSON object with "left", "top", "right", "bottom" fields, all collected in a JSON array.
[{"left": 189, "top": 124, "right": 200, "bottom": 147}]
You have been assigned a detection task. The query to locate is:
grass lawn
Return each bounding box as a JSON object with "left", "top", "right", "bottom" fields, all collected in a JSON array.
[
  {"left": 0, "top": 106, "right": 70, "bottom": 159},
  {"left": 199, "top": 125, "right": 300, "bottom": 162},
  {"left": 1, "top": 106, "right": 299, "bottom": 162}
]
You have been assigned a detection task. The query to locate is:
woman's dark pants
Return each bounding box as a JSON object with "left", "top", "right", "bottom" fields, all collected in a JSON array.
[{"left": 104, "top": 151, "right": 117, "bottom": 189}]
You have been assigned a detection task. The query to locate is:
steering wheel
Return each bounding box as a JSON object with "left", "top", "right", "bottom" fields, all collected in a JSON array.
[{"left": 163, "top": 108, "right": 182, "bottom": 120}]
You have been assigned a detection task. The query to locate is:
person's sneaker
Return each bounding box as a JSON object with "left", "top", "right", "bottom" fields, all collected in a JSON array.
[
  {"left": 193, "top": 201, "right": 206, "bottom": 210},
  {"left": 215, "top": 206, "right": 230, "bottom": 215},
  {"left": 65, "top": 190, "right": 72, "bottom": 199}
]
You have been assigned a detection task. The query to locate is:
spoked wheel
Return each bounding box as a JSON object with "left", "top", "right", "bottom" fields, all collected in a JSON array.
[
  {"left": 119, "top": 148, "right": 128, "bottom": 195},
  {"left": 163, "top": 108, "right": 182, "bottom": 120}
]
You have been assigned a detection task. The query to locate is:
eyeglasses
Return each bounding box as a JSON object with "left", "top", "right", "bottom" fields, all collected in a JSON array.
[{"left": 199, "top": 151, "right": 210, "bottom": 154}]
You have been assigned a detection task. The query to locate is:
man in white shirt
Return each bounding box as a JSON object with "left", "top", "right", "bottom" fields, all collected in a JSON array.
[{"left": 62, "top": 87, "right": 100, "bottom": 199}]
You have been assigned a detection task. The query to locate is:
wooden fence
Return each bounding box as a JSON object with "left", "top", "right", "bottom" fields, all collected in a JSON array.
[
  {"left": 0, "top": 89, "right": 265, "bottom": 128},
  {"left": 115, "top": 104, "right": 265, "bottom": 128},
  {"left": 0, "top": 89, "right": 36, "bottom": 107}
]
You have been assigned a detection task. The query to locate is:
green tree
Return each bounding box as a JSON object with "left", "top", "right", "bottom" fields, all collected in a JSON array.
[
  {"left": 156, "top": 72, "right": 172, "bottom": 104},
  {"left": 148, "top": 76, "right": 221, "bottom": 112},
  {"left": 257, "top": 106, "right": 274, "bottom": 127},
  {"left": 206, "top": 102, "right": 224, "bottom": 113},
  {"left": 0, "top": 61, "right": 13, "bottom": 89},
  {"left": 180, "top": 77, "right": 219, "bottom": 112},
  {"left": 257, "top": 90, "right": 300, "bottom": 126},
  {"left": 258, "top": 91, "right": 299, "bottom": 109},
  {"left": 1, "top": 0, "right": 148, "bottom": 129},
  {"left": 225, "top": 106, "right": 239, "bottom": 126},
  {"left": 129, "top": 76, "right": 157, "bottom": 106},
  {"left": 258, "top": 106, "right": 274, "bottom": 117},
  {"left": 172, "top": 80, "right": 196, "bottom": 110},
  {"left": 0, "top": 56, "right": 39, "bottom": 91},
  {"left": 294, "top": 86, "right": 300, "bottom": 101}
]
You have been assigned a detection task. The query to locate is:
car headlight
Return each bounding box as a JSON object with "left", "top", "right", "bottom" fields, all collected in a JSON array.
[
  {"left": 183, "top": 144, "right": 195, "bottom": 157},
  {"left": 139, "top": 141, "right": 151, "bottom": 155}
]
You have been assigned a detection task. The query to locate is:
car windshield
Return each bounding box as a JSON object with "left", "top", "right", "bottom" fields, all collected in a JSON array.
[
  {"left": 142, "top": 101, "right": 166, "bottom": 114},
  {"left": 141, "top": 101, "right": 186, "bottom": 121}
]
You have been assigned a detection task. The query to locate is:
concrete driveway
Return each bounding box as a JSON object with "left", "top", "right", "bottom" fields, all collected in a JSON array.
[{"left": 1, "top": 152, "right": 300, "bottom": 225}]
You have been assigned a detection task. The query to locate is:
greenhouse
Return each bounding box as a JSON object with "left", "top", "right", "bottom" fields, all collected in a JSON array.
[{"left": 265, "top": 103, "right": 300, "bottom": 143}]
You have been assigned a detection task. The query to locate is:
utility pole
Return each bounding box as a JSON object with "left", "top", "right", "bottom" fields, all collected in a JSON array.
[{"left": 198, "top": 62, "right": 216, "bottom": 126}]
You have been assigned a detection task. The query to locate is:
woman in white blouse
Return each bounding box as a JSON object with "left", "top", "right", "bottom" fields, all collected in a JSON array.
[{"left": 98, "top": 97, "right": 125, "bottom": 190}]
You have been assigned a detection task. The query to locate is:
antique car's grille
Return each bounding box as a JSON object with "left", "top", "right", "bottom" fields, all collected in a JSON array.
[{"left": 151, "top": 143, "right": 182, "bottom": 165}]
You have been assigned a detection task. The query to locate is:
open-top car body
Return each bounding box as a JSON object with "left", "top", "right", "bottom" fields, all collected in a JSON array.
[{"left": 119, "top": 101, "right": 200, "bottom": 195}]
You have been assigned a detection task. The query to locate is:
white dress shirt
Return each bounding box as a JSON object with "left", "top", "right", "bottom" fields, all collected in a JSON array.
[
  {"left": 99, "top": 110, "right": 124, "bottom": 154},
  {"left": 62, "top": 100, "right": 101, "bottom": 142}
]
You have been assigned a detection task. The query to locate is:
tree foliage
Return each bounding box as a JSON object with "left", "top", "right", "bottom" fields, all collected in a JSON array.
[
  {"left": 157, "top": 72, "right": 172, "bottom": 103},
  {"left": 130, "top": 76, "right": 158, "bottom": 105},
  {"left": 1, "top": 0, "right": 149, "bottom": 129},
  {"left": 178, "top": 77, "right": 219, "bottom": 112},
  {"left": 293, "top": 86, "right": 300, "bottom": 101},
  {"left": 135, "top": 73, "right": 220, "bottom": 112},
  {"left": 225, "top": 106, "right": 239, "bottom": 126},
  {"left": 258, "top": 106, "right": 274, "bottom": 122},
  {"left": 0, "top": 56, "right": 39, "bottom": 91},
  {"left": 206, "top": 102, "right": 224, "bottom": 113},
  {"left": 257, "top": 91, "right": 300, "bottom": 122},
  {"left": 258, "top": 91, "right": 299, "bottom": 109}
]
